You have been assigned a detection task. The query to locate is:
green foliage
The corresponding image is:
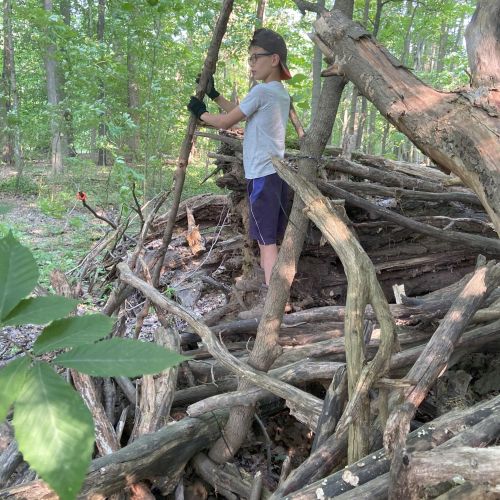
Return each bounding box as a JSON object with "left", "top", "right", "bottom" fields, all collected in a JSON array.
[
  {"left": 0, "top": 233, "right": 39, "bottom": 320},
  {"left": 54, "top": 338, "right": 186, "bottom": 377},
  {"left": 0, "top": 356, "right": 29, "bottom": 422},
  {"left": 0, "top": 175, "right": 39, "bottom": 196},
  {"left": 2, "top": 296, "right": 78, "bottom": 326},
  {"left": 13, "top": 362, "right": 94, "bottom": 500},
  {"left": 38, "top": 190, "right": 74, "bottom": 219},
  {"left": 0, "top": 233, "right": 188, "bottom": 499},
  {"left": 33, "top": 314, "right": 115, "bottom": 354}
]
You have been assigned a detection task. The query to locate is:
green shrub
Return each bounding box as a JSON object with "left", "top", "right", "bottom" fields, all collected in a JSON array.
[{"left": 0, "top": 175, "right": 39, "bottom": 195}]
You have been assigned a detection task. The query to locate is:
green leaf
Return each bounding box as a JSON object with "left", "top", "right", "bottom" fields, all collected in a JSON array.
[
  {"left": 289, "top": 73, "right": 307, "bottom": 86},
  {"left": 13, "top": 362, "right": 94, "bottom": 500},
  {"left": 33, "top": 314, "right": 114, "bottom": 355},
  {"left": 0, "top": 357, "right": 30, "bottom": 422},
  {"left": 54, "top": 338, "right": 188, "bottom": 377},
  {"left": 0, "top": 232, "right": 38, "bottom": 321},
  {"left": 2, "top": 296, "right": 78, "bottom": 326}
]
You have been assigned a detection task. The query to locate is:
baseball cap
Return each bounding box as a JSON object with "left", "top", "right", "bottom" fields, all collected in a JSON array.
[{"left": 250, "top": 28, "right": 292, "bottom": 80}]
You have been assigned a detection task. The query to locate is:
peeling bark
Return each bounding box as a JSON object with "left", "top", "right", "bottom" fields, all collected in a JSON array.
[{"left": 314, "top": 9, "right": 500, "bottom": 235}]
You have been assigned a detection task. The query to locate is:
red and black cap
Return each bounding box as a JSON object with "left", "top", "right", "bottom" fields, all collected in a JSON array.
[{"left": 250, "top": 28, "right": 292, "bottom": 80}]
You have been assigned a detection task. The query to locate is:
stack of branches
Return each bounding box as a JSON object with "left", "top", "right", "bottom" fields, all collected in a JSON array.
[
  {"left": 197, "top": 129, "right": 498, "bottom": 305},
  {"left": 2, "top": 235, "right": 499, "bottom": 498},
  {"left": 2, "top": 151, "right": 499, "bottom": 498}
]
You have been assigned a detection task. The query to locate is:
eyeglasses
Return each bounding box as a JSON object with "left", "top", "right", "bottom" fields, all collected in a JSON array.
[{"left": 248, "top": 52, "right": 272, "bottom": 65}]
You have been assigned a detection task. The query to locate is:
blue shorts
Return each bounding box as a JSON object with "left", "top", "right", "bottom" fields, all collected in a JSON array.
[{"left": 246, "top": 173, "right": 288, "bottom": 245}]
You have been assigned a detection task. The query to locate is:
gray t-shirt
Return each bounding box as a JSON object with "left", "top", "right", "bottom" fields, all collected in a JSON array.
[{"left": 239, "top": 81, "right": 290, "bottom": 179}]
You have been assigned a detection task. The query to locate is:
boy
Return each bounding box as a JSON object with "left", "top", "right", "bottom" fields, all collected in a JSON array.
[{"left": 188, "top": 28, "right": 291, "bottom": 313}]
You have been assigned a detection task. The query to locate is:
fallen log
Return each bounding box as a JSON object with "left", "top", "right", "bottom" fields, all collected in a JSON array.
[
  {"left": 398, "top": 447, "right": 500, "bottom": 499},
  {"left": 325, "top": 157, "right": 446, "bottom": 193},
  {"left": 318, "top": 181, "right": 500, "bottom": 254},
  {"left": 187, "top": 361, "right": 343, "bottom": 424},
  {"left": 313, "top": 9, "right": 500, "bottom": 234},
  {"left": 331, "top": 179, "right": 482, "bottom": 207},
  {"left": 117, "top": 262, "right": 325, "bottom": 428},
  {"left": 385, "top": 259, "right": 500, "bottom": 499},
  {"left": 281, "top": 394, "right": 500, "bottom": 498},
  {"left": 0, "top": 411, "right": 228, "bottom": 499}
]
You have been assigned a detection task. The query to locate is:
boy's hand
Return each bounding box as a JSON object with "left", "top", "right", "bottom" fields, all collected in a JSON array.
[
  {"left": 187, "top": 96, "right": 207, "bottom": 119},
  {"left": 196, "top": 74, "right": 220, "bottom": 100}
]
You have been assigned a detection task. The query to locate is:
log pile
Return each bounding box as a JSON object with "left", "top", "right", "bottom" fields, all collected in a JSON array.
[
  {"left": 199, "top": 130, "right": 498, "bottom": 304},
  {"left": 1, "top": 133, "right": 499, "bottom": 499}
]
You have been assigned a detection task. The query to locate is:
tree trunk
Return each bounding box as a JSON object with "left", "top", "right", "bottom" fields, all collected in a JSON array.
[
  {"left": 97, "top": 0, "right": 107, "bottom": 166},
  {"left": 2, "top": 0, "right": 22, "bottom": 179},
  {"left": 314, "top": 9, "right": 500, "bottom": 235},
  {"left": 59, "top": 0, "right": 76, "bottom": 157},
  {"left": 465, "top": 0, "right": 500, "bottom": 87},
  {"left": 311, "top": 0, "right": 326, "bottom": 121},
  {"left": 43, "top": 0, "right": 65, "bottom": 174},
  {"left": 127, "top": 15, "right": 140, "bottom": 158}
]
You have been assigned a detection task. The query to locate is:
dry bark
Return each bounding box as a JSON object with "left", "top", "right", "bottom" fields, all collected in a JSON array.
[
  {"left": 273, "top": 159, "right": 397, "bottom": 462},
  {"left": 71, "top": 371, "right": 120, "bottom": 456},
  {"left": 187, "top": 361, "right": 343, "bottom": 425},
  {"left": 130, "top": 324, "right": 180, "bottom": 440},
  {"left": 385, "top": 259, "right": 500, "bottom": 500},
  {"left": 318, "top": 181, "right": 500, "bottom": 254},
  {"left": 0, "top": 412, "right": 228, "bottom": 499},
  {"left": 117, "top": 263, "right": 325, "bottom": 427},
  {"left": 314, "top": 9, "right": 500, "bottom": 235},
  {"left": 399, "top": 447, "right": 500, "bottom": 499},
  {"left": 464, "top": 0, "right": 500, "bottom": 88},
  {"left": 281, "top": 394, "right": 500, "bottom": 498}
]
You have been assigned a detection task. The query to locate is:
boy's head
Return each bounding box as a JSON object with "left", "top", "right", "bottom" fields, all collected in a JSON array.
[{"left": 249, "top": 28, "right": 292, "bottom": 81}]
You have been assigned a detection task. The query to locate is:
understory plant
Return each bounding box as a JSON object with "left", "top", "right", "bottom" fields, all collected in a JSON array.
[{"left": 0, "top": 232, "right": 186, "bottom": 499}]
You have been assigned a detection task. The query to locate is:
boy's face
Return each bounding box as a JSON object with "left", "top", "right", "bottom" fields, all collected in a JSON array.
[{"left": 248, "top": 45, "right": 281, "bottom": 83}]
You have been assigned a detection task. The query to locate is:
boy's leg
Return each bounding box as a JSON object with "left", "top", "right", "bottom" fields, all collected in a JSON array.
[{"left": 258, "top": 243, "right": 278, "bottom": 285}]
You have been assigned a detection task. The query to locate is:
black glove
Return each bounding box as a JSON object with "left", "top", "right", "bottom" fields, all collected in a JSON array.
[
  {"left": 196, "top": 74, "right": 220, "bottom": 100},
  {"left": 187, "top": 96, "right": 207, "bottom": 119}
]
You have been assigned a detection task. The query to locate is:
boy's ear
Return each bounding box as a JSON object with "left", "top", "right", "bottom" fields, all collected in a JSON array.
[{"left": 271, "top": 53, "right": 281, "bottom": 67}]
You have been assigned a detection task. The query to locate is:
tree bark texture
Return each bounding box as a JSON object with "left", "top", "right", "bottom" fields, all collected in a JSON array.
[
  {"left": 2, "top": 0, "right": 22, "bottom": 174},
  {"left": 400, "top": 447, "right": 500, "bottom": 499},
  {"left": 273, "top": 159, "right": 396, "bottom": 463},
  {"left": 385, "top": 259, "right": 500, "bottom": 499},
  {"left": 314, "top": 9, "right": 500, "bottom": 235},
  {"left": 282, "top": 394, "right": 500, "bottom": 498},
  {"left": 465, "top": 0, "right": 500, "bottom": 87},
  {"left": 43, "top": 0, "right": 66, "bottom": 173},
  {"left": 0, "top": 412, "right": 228, "bottom": 499}
]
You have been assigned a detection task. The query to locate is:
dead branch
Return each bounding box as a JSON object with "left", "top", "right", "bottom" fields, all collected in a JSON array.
[
  {"left": 385, "top": 258, "right": 500, "bottom": 499},
  {"left": 117, "top": 262, "right": 325, "bottom": 426},
  {"left": 273, "top": 157, "right": 396, "bottom": 462}
]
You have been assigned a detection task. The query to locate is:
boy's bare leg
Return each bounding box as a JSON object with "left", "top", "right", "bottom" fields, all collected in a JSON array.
[{"left": 259, "top": 243, "right": 278, "bottom": 285}]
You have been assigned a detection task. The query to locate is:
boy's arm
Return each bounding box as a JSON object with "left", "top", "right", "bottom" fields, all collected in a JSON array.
[
  {"left": 187, "top": 96, "right": 245, "bottom": 130},
  {"left": 200, "top": 105, "right": 245, "bottom": 129},
  {"left": 213, "top": 95, "right": 238, "bottom": 113}
]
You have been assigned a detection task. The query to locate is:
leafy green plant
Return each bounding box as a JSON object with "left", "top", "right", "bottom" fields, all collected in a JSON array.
[
  {"left": 0, "top": 175, "right": 39, "bottom": 195},
  {"left": 38, "top": 191, "right": 73, "bottom": 218},
  {"left": 0, "top": 232, "right": 187, "bottom": 499}
]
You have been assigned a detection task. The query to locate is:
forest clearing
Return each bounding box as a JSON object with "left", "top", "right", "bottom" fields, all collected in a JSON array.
[{"left": 0, "top": 0, "right": 499, "bottom": 499}]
